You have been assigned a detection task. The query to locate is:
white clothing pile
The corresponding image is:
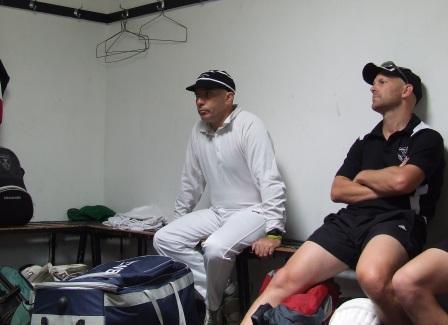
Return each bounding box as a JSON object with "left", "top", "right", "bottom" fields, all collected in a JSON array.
[
  {"left": 103, "top": 205, "right": 166, "bottom": 231},
  {"left": 21, "top": 263, "right": 88, "bottom": 283}
]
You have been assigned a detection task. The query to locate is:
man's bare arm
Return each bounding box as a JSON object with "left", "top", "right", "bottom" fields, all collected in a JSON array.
[
  {"left": 331, "top": 176, "right": 380, "bottom": 204},
  {"left": 354, "top": 163, "right": 425, "bottom": 196}
]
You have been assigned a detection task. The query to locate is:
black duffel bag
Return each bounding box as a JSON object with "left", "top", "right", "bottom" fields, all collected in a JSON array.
[{"left": 0, "top": 147, "right": 33, "bottom": 226}]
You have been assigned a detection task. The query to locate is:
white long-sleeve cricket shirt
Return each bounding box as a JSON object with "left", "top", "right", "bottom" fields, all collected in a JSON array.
[{"left": 174, "top": 106, "right": 287, "bottom": 232}]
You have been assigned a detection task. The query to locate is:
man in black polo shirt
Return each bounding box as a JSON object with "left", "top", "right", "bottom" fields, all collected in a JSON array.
[{"left": 241, "top": 61, "right": 445, "bottom": 325}]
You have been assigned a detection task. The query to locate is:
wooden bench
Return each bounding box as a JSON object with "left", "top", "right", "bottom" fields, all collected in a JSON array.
[
  {"left": 0, "top": 221, "right": 155, "bottom": 266},
  {"left": 0, "top": 221, "right": 91, "bottom": 265},
  {"left": 85, "top": 223, "right": 155, "bottom": 266},
  {"left": 0, "top": 222, "right": 296, "bottom": 309},
  {"left": 0, "top": 222, "right": 357, "bottom": 314}
]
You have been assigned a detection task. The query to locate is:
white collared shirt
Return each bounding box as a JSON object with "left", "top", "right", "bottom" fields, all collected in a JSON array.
[{"left": 174, "top": 106, "right": 286, "bottom": 232}]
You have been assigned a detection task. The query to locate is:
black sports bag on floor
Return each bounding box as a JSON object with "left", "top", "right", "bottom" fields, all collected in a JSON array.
[{"left": 0, "top": 147, "right": 33, "bottom": 226}]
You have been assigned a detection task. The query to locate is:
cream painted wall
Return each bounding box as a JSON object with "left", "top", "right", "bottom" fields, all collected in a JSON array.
[
  {"left": 0, "top": 6, "right": 107, "bottom": 222},
  {"left": 0, "top": 0, "right": 447, "bottom": 269},
  {"left": 104, "top": 0, "right": 448, "bottom": 242}
]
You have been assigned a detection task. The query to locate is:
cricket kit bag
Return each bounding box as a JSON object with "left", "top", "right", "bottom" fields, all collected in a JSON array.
[
  {"left": 0, "top": 147, "right": 33, "bottom": 226},
  {"left": 31, "top": 255, "right": 199, "bottom": 325},
  {"left": 251, "top": 270, "right": 340, "bottom": 325}
]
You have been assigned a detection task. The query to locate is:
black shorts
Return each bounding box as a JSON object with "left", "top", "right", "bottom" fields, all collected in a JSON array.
[
  {"left": 432, "top": 239, "right": 448, "bottom": 252},
  {"left": 308, "top": 208, "right": 427, "bottom": 269}
]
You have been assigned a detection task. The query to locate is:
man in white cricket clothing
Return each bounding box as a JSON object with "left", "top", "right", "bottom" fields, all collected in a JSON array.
[{"left": 153, "top": 70, "right": 287, "bottom": 324}]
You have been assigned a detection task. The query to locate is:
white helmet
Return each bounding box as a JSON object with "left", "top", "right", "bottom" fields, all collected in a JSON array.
[{"left": 329, "top": 298, "right": 380, "bottom": 325}]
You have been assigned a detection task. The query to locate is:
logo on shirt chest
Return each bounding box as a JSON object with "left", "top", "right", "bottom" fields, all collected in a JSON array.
[{"left": 397, "top": 146, "right": 409, "bottom": 162}]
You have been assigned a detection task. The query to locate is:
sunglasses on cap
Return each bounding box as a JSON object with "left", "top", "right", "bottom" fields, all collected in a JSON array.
[{"left": 380, "top": 61, "right": 409, "bottom": 84}]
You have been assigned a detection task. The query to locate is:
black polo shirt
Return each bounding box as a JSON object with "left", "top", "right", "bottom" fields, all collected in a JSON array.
[{"left": 337, "top": 114, "right": 445, "bottom": 221}]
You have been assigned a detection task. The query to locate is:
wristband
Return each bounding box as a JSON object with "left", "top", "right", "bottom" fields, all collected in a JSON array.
[
  {"left": 266, "top": 234, "right": 282, "bottom": 241},
  {"left": 266, "top": 229, "right": 282, "bottom": 236}
]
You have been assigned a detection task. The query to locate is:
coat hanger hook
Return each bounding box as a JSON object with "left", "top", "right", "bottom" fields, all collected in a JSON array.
[
  {"left": 120, "top": 4, "right": 129, "bottom": 19},
  {"left": 157, "top": 0, "right": 165, "bottom": 11},
  {"left": 74, "top": 5, "right": 82, "bottom": 18},
  {"left": 29, "top": 0, "right": 37, "bottom": 10}
]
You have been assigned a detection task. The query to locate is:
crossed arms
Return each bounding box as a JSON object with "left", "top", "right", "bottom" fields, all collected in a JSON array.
[{"left": 331, "top": 163, "right": 425, "bottom": 205}]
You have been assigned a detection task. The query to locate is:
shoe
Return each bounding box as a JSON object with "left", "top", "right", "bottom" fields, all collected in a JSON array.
[{"left": 222, "top": 282, "right": 240, "bottom": 324}]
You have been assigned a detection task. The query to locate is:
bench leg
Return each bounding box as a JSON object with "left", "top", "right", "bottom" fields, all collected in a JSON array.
[
  {"left": 49, "top": 232, "right": 56, "bottom": 265},
  {"left": 91, "top": 234, "right": 102, "bottom": 266},
  {"left": 236, "top": 248, "right": 251, "bottom": 315},
  {"left": 77, "top": 232, "right": 87, "bottom": 264}
]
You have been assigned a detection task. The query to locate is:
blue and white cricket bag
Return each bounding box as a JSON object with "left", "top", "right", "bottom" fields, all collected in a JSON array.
[{"left": 31, "top": 255, "right": 199, "bottom": 325}]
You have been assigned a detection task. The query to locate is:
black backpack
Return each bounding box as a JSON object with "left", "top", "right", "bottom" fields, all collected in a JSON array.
[{"left": 0, "top": 147, "right": 33, "bottom": 226}]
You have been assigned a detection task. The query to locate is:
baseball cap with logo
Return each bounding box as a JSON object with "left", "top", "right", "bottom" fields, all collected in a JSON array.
[
  {"left": 186, "top": 70, "right": 235, "bottom": 93},
  {"left": 362, "top": 61, "right": 422, "bottom": 103}
]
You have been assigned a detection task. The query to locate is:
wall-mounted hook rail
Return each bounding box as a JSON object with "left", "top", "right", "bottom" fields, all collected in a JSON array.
[
  {"left": 1, "top": 0, "right": 109, "bottom": 22},
  {"left": 0, "top": 0, "right": 212, "bottom": 24}
]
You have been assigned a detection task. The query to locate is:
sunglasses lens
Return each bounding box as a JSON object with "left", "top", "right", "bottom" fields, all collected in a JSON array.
[
  {"left": 381, "top": 61, "right": 396, "bottom": 71},
  {"left": 380, "top": 61, "right": 408, "bottom": 83}
]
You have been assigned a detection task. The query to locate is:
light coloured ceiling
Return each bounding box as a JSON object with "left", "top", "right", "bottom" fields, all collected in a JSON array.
[{"left": 40, "top": 0, "right": 158, "bottom": 13}]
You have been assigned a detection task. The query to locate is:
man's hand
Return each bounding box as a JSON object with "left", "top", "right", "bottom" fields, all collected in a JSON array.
[{"left": 251, "top": 237, "right": 281, "bottom": 258}]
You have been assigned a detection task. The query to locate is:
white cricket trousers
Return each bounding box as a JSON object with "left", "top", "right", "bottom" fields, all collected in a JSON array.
[{"left": 153, "top": 206, "right": 266, "bottom": 311}]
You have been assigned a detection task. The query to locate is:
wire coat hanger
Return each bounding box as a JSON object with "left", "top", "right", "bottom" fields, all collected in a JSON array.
[
  {"left": 139, "top": 0, "right": 188, "bottom": 43},
  {"left": 96, "top": 6, "right": 150, "bottom": 63}
]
